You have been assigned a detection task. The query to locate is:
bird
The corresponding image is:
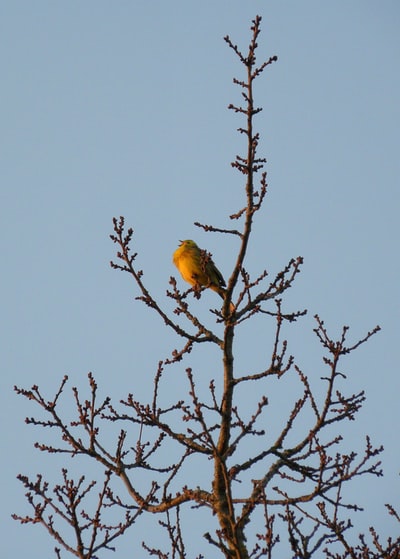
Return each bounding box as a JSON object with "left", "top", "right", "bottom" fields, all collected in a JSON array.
[{"left": 173, "top": 240, "right": 233, "bottom": 309}]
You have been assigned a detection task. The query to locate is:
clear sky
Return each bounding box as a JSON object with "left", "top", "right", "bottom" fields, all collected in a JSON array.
[{"left": 1, "top": 2, "right": 399, "bottom": 557}]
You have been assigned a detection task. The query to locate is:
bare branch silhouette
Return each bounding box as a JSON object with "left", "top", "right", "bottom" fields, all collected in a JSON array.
[{"left": 14, "top": 15, "right": 398, "bottom": 559}]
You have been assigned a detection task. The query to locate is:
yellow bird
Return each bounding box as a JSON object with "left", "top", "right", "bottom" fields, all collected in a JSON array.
[{"left": 173, "top": 240, "right": 231, "bottom": 306}]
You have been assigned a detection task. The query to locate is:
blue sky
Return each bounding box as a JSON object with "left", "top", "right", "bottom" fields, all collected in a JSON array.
[{"left": 1, "top": 2, "right": 399, "bottom": 557}]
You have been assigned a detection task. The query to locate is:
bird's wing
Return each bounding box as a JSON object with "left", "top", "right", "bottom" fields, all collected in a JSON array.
[{"left": 213, "top": 264, "right": 226, "bottom": 287}]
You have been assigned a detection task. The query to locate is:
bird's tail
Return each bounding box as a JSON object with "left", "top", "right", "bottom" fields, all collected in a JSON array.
[{"left": 210, "top": 285, "right": 235, "bottom": 312}]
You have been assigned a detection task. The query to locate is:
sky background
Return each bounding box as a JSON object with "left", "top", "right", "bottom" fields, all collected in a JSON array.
[{"left": 1, "top": 1, "right": 399, "bottom": 557}]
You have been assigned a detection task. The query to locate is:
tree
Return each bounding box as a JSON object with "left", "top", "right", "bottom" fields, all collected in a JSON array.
[{"left": 13, "top": 16, "right": 399, "bottom": 559}]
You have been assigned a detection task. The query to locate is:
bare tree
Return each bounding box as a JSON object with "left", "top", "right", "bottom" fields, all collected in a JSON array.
[{"left": 14, "top": 16, "right": 399, "bottom": 559}]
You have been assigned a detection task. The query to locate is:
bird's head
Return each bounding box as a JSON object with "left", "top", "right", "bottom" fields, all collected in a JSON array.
[{"left": 179, "top": 240, "right": 198, "bottom": 249}]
